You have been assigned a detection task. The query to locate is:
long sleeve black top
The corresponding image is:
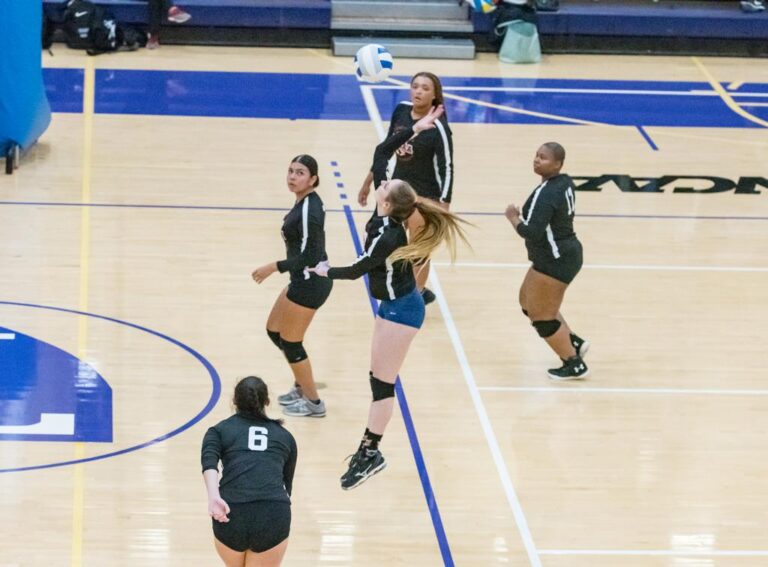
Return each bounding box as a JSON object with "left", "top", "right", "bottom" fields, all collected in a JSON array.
[
  {"left": 276, "top": 191, "right": 328, "bottom": 282},
  {"left": 371, "top": 102, "right": 454, "bottom": 203},
  {"left": 327, "top": 213, "right": 415, "bottom": 301},
  {"left": 516, "top": 173, "right": 579, "bottom": 261},
  {"left": 201, "top": 414, "right": 297, "bottom": 504}
]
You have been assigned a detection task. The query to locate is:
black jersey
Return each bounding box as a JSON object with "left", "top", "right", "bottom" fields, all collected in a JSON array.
[
  {"left": 277, "top": 191, "right": 328, "bottom": 282},
  {"left": 371, "top": 102, "right": 454, "bottom": 203},
  {"left": 201, "top": 414, "right": 297, "bottom": 504},
  {"left": 516, "top": 174, "right": 579, "bottom": 261},
  {"left": 327, "top": 213, "right": 415, "bottom": 301}
]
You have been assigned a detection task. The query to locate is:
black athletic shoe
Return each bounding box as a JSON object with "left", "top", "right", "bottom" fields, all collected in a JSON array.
[
  {"left": 421, "top": 288, "right": 436, "bottom": 305},
  {"left": 340, "top": 448, "right": 387, "bottom": 490},
  {"left": 570, "top": 333, "right": 590, "bottom": 358},
  {"left": 548, "top": 356, "right": 589, "bottom": 381}
]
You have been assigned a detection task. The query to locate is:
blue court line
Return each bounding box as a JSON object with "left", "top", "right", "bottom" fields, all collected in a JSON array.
[
  {"left": 1, "top": 200, "right": 766, "bottom": 221},
  {"left": 0, "top": 301, "right": 221, "bottom": 474},
  {"left": 0, "top": 200, "right": 292, "bottom": 213},
  {"left": 332, "top": 165, "right": 454, "bottom": 567},
  {"left": 636, "top": 125, "right": 659, "bottom": 151},
  {"left": 455, "top": 211, "right": 768, "bottom": 221}
]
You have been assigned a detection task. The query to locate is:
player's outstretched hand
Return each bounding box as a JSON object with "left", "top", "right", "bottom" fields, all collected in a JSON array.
[
  {"left": 252, "top": 262, "right": 277, "bottom": 284},
  {"left": 413, "top": 105, "right": 445, "bottom": 134},
  {"left": 358, "top": 184, "right": 370, "bottom": 207},
  {"left": 308, "top": 260, "right": 330, "bottom": 277}
]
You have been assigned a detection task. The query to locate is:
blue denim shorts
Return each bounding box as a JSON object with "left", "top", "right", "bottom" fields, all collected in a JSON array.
[{"left": 377, "top": 287, "right": 425, "bottom": 329}]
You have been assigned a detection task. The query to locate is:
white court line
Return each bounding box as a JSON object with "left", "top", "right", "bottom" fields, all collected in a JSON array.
[
  {"left": 432, "top": 261, "right": 768, "bottom": 273},
  {"left": 739, "top": 102, "right": 768, "bottom": 107},
  {"left": 360, "top": 85, "right": 395, "bottom": 175},
  {"left": 691, "top": 89, "right": 768, "bottom": 97},
  {"left": 360, "top": 90, "right": 542, "bottom": 567},
  {"left": 0, "top": 333, "right": 16, "bottom": 340},
  {"left": 430, "top": 269, "right": 542, "bottom": 567},
  {"left": 369, "top": 84, "right": 768, "bottom": 98},
  {"left": 540, "top": 549, "right": 768, "bottom": 556},
  {"left": 480, "top": 386, "right": 768, "bottom": 396},
  {"left": 359, "top": 85, "right": 386, "bottom": 140},
  {"left": 0, "top": 413, "right": 75, "bottom": 435}
]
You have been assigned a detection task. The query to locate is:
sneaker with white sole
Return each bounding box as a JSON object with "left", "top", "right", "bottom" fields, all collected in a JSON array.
[
  {"left": 167, "top": 6, "right": 192, "bottom": 23},
  {"left": 741, "top": 0, "right": 765, "bottom": 13},
  {"left": 282, "top": 397, "right": 326, "bottom": 417},
  {"left": 548, "top": 356, "right": 589, "bottom": 381},
  {"left": 340, "top": 448, "right": 387, "bottom": 490},
  {"left": 278, "top": 386, "right": 303, "bottom": 406}
]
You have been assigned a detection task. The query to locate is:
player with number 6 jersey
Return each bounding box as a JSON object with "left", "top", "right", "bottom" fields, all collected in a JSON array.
[{"left": 201, "top": 376, "right": 298, "bottom": 567}]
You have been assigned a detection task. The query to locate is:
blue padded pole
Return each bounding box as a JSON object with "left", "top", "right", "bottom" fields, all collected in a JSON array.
[{"left": 0, "top": 0, "right": 52, "bottom": 156}]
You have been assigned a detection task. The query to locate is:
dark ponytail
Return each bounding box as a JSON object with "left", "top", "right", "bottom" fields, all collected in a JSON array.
[
  {"left": 233, "top": 376, "right": 283, "bottom": 424},
  {"left": 291, "top": 154, "right": 320, "bottom": 188}
]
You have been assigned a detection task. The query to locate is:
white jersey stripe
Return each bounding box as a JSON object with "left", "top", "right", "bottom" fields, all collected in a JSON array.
[
  {"left": 385, "top": 258, "right": 395, "bottom": 299},
  {"left": 434, "top": 120, "right": 452, "bottom": 200},
  {"left": 353, "top": 218, "right": 389, "bottom": 265},
  {"left": 433, "top": 155, "right": 443, "bottom": 189},
  {"left": 300, "top": 198, "right": 310, "bottom": 279},
  {"left": 545, "top": 225, "right": 561, "bottom": 258},
  {"left": 522, "top": 180, "right": 547, "bottom": 225},
  {"left": 300, "top": 198, "right": 309, "bottom": 252}
]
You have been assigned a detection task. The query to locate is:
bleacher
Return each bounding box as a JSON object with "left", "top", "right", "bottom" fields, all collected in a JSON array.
[
  {"left": 43, "top": 0, "right": 331, "bottom": 29},
  {"left": 43, "top": 0, "right": 768, "bottom": 56}
]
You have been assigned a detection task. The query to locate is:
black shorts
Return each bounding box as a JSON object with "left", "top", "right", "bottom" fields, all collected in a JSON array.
[
  {"left": 286, "top": 276, "right": 332, "bottom": 310},
  {"left": 212, "top": 500, "right": 291, "bottom": 553},
  {"left": 531, "top": 239, "right": 583, "bottom": 284}
]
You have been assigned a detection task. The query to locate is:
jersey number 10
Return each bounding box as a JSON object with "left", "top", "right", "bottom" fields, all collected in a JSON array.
[{"left": 248, "top": 426, "right": 269, "bottom": 451}]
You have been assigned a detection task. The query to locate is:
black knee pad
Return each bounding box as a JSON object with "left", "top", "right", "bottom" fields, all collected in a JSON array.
[
  {"left": 370, "top": 373, "right": 395, "bottom": 401},
  {"left": 281, "top": 340, "right": 307, "bottom": 364},
  {"left": 532, "top": 319, "right": 561, "bottom": 338},
  {"left": 267, "top": 330, "right": 282, "bottom": 350}
]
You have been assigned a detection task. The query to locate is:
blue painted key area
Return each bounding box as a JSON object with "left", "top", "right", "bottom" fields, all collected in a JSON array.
[
  {"left": 0, "top": 326, "right": 112, "bottom": 443},
  {"left": 44, "top": 68, "right": 768, "bottom": 129}
]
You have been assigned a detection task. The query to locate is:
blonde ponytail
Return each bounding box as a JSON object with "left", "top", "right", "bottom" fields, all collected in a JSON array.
[{"left": 386, "top": 185, "right": 471, "bottom": 265}]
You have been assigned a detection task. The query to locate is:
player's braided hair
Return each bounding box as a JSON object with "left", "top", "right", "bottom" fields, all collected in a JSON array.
[{"left": 234, "top": 376, "right": 283, "bottom": 424}]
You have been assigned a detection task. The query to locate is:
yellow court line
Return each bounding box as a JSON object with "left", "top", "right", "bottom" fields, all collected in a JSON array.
[
  {"left": 305, "top": 48, "right": 356, "bottom": 73},
  {"left": 692, "top": 57, "right": 768, "bottom": 129},
  {"left": 728, "top": 81, "right": 744, "bottom": 91},
  {"left": 71, "top": 56, "right": 95, "bottom": 567}
]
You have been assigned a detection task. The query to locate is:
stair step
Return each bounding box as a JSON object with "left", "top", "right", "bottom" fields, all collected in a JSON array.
[
  {"left": 332, "top": 16, "right": 473, "bottom": 32},
  {"left": 332, "top": 36, "right": 475, "bottom": 59},
  {"left": 333, "top": 0, "right": 469, "bottom": 19}
]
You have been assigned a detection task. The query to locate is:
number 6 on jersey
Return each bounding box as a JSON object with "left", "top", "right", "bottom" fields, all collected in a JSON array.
[{"left": 248, "top": 426, "right": 268, "bottom": 451}]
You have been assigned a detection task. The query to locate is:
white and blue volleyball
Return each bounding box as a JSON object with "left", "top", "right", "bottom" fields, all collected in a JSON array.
[{"left": 354, "top": 44, "right": 394, "bottom": 83}]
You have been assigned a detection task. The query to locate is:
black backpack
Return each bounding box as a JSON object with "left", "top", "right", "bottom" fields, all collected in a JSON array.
[{"left": 63, "top": 0, "right": 119, "bottom": 54}]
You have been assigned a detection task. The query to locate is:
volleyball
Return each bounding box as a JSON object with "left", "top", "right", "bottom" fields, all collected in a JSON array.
[
  {"left": 465, "top": 0, "right": 497, "bottom": 13},
  {"left": 354, "top": 44, "right": 394, "bottom": 83}
]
